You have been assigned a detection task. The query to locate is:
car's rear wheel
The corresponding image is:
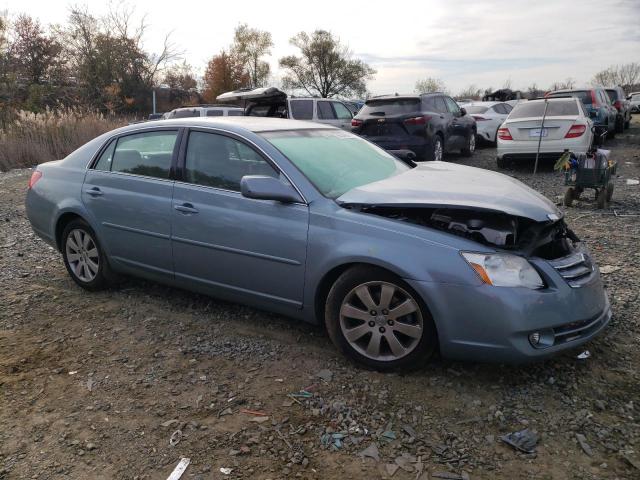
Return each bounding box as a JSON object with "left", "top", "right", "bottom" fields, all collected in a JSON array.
[
  {"left": 615, "top": 117, "right": 624, "bottom": 133},
  {"left": 461, "top": 132, "right": 475, "bottom": 157},
  {"left": 428, "top": 135, "right": 444, "bottom": 161},
  {"left": 62, "top": 219, "right": 111, "bottom": 291},
  {"left": 325, "top": 266, "right": 437, "bottom": 371},
  {"left": 624, "top": 117, "right": 630, "bottom": 129}
]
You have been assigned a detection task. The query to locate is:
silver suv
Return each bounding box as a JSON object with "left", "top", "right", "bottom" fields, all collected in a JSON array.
[
  {"left": 217, "top": 87, "right": 353, "bottom": 130},
  {"left": 165, "top": 105, "right": 244, "bottom": 119}
]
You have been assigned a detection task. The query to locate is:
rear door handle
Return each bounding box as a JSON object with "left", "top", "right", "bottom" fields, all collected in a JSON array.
[
  {"left": 174, "top": 203, "right": 199, "bottom": 214},
  {"left": 85, "top": 187, "right": 103, "bottom": 196}
]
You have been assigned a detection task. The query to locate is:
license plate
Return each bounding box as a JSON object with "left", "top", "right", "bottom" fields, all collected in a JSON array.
[{"left": 529, "top": 128, "right": 548, "bottom": 137}]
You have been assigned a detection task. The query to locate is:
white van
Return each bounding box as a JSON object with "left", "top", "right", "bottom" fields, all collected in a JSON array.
[
  {"left": 164, "top": 105, "right": 244, "bottom": 119},
  {"left": 217, "top": 87, "right": 353, "bottom": 130}
]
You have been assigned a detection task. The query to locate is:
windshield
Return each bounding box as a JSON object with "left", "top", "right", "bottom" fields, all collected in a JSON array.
[
  {"left": 509, "top": 100, "right": 578, "bottom": 118},
  {"left": 359, "top": 99, "right": 421, "bottom": 116},
  {"left": 261, "top": 129, "right": 410, "bottom": 199}
]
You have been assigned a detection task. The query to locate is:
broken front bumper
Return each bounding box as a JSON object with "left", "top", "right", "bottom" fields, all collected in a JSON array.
[{"left": 406, "top": 256, "right": 611, "bottom": 363}]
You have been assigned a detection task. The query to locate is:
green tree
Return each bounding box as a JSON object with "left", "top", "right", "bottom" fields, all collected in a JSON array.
[
  {"left": 232, "top": 24, "right": 272, "bottom": 88},
  {"left": 279, "top": 30, "right": 375, "bottom": 98}
]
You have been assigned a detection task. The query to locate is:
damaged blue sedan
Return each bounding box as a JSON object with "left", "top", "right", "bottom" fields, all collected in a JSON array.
[{"left": 25, "top": 117, "right": 611, "bottom": 370}]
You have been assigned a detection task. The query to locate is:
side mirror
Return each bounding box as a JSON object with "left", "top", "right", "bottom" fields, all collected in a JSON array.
[
  {"left": 240, "top": 175, "right": 302, "bottom": 203},
  {"left": 460, "top": 107, "right": 467, "bottom": 116}
]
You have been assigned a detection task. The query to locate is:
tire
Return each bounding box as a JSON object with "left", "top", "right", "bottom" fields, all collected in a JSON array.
[
  {"left": 325, "top": 266, "right": 438, "bottom": 371},
  {"left": 428, "top": 135, "right": 444, "bottom": 161},
  {"left": 596, "top": 188, "right": 608, "bottom": 209},
  {"left": 607, "top": 123, "right": 615, "bottom": 139},
  {"left": 615, "top": 117, "right": 624, "bottom": 134},
  {"left": 496, "top": 156, "right": 508, "bottom": 169},
  {"left": 461, "top": 132, "right": 476, "bottom": 157},
  {"left": 606, "top": 180, "right": 614, "bottom": 202},
  {"left": 624, "top": 117, "right": 630, "bottom": 129},
  {"left": 61, "top": 219, "right": 111, "bottom": 291},
  {"left": 564, "top": 188, "right": 575, "bottom": 207}
]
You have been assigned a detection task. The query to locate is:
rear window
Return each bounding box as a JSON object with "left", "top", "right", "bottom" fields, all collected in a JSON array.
[
  {"left": 605, "top": 89, "right": 618, "bottom": 102},
  {"left": 360, "top": 99, "right": 421, "bottom": 116},
  {"left": 547, "top": 90, "right": 592, "bottom": 105},
  {"left": 290, "top": 99, "right": 314, "bottom": 120},
  {"left": 509, "top": 100, "right": 579, "bottom": 119},
  {"left": 465, "top": 106, "right": 489, "bottom": 114}
]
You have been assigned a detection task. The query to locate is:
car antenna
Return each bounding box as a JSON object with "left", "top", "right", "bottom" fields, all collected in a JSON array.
[{"left": 533, "top": 98, "right": 549, "bottom": 175}]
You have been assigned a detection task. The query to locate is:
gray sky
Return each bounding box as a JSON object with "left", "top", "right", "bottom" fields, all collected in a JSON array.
[{"left": 3, "top": 0, "right": 639, "bottom": 95}]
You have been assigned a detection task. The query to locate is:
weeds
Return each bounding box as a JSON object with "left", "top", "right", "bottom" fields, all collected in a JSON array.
[{"left": 0, "top": 109, "right": 126, "bottom": 171}]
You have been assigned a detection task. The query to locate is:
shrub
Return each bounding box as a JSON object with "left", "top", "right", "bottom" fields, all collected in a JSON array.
[{"left": 0, "top": 109, "right": 126, "bottom": 171}]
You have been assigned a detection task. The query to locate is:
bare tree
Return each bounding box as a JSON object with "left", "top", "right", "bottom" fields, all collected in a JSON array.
[
  {"left": 548, "top": 78, "right": 576, "bottom": 91},
  {"left": 593, "top": 63, "right": 640, "bottom": 93},
  {"left": 415, "top": 77, "right": 448, "bottom": 94},
  {"left": 456, "top": 84, "right": 483, "bottom": 100},
  {"left": 280, "top": 30, "right": 375, "bottom": 98}
]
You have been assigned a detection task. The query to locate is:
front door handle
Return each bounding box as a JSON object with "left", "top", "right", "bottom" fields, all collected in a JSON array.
[
  {"left": 85, "top": 187, "right": 103, "bottom": 196},
  {"left": 174, "top": 203, "right": 199, "bottom": 214}
]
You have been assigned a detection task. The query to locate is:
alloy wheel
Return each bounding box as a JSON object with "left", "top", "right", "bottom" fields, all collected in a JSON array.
[
  {"left": 65, "top": 229, "right": 99, "bottom": 282},
  {"left": 339, "top": 281, "right": 424, "bottom": 361},
  {"left": 434, "top": 138, "right": 443, "bottom": 161},
  {"left": 469, "top": 134, "right": 476, "bottom": 153}
]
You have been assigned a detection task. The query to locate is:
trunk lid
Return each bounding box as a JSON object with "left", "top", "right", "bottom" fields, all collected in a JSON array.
[
  {"left": 337, "top": 161, "right": 561, "bottom": 222},
  {"left": 506, "top": 116, "right": 579, "bottom": 141}
]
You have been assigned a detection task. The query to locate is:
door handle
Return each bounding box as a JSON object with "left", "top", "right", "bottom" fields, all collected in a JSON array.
[
  {"left": 174, "top": 203, "right": 199, "bottom": 214},
  {"left": 85, "top": 187, "right": 103, "bottom": 196}
]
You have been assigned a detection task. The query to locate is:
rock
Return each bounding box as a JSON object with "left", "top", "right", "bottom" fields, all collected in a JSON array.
[
  {"left": 394, "top": 453, "right": 415, "bottom": 472},
  {"left": 248, "top": 416, "right": 270, "bottom": 423},
  {"left": 315, "top": 369, "right": 333, "bottom": 382},
  {"left": 385, "top": 463, "right": 399, "bottom": 476},
  {"left": 161, "top": 419, "right": 179, "bottom": 428},
  {"left": 575, "top": 433, "right": 593, "bottom": 456},
  {"left": 599, "top": 265, "right": 621, "bottom": 275},
  {"left": 500, "top": 429, "right": 538, "bottom": 453},
  {"left": 358, "top": 443, "right": 380, "bottom": 462}
]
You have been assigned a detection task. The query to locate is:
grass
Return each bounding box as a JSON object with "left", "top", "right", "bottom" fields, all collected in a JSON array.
[{"left": 0, "top": 109, "right": 127, "bottom": 171}]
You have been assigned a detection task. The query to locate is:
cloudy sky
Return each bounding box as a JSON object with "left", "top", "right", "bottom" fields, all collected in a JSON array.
[{"left": 3, "top": 0, "right": 639, "bottom": 95}]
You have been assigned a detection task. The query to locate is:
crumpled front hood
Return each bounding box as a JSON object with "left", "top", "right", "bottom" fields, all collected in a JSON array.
[{"left": 337, "top": 162, "right": 561, "bottom": 222}]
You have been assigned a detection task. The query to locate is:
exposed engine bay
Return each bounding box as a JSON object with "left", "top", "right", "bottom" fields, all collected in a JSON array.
[{"left": 355, "top": 205, "right": 579, "bottom": 259}]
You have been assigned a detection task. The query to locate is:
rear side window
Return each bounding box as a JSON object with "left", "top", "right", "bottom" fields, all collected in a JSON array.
[
  {"left": 360, "top": 99, "right": 421, "bottom": 116},
  {"left": 332, "top": 102, "right": 353, "bottom": 120},
  {"left": 94, "top": 140, "right": 116, "bottom": 171},
  {"left": 172, "top": 109, "right": 200, "bottom": 118},
  {"left": 290, "top": 99, "right": 314, "bottom": 120},
  {"left": 206, "top": 109, "right": 224, "bottom": 117},
  {"left": 227, "top": 110, "right": 244, "bottom": 116},
  {"left": 184, "top": 132, "right": 278, "bottom": 191},
  {"left": 317, "top": 101, "right": 336, "bottom": 120},
  {"left": 110, "top": 131, "right": 178, "bottom": 179},
  {"left": 509, "top": 101, "right": 579, "bottom": 119}
]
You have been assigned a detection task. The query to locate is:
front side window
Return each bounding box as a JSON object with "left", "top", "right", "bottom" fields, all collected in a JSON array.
[
  {"left": 290, "top": 100, "right": 314, "bottom": 120},
  {"left": 444, "top": 97, "right": 461, "bottom": 115},
  {"left": 332, "top": 102, "right": 353, "bottom": 120},
  {"left": 434, "top": 97, "right": 448, "bottom": 113},
  {"left": 262, "top": 129, "right": 409, "bottom": 199},
  {"left": 317, "top": 101, "right": 337, "bottom": 120},
  {"left": 185, "top": 131, "right": 278, "bottom": 191},
  {"left": 109, "top": 131, "right": 178, "bottom": 179},
  {"left": 227, "top": 110, "right": 244, "bottom": 116}
]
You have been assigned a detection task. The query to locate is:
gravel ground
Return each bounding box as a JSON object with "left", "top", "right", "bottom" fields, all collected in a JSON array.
[{"left": 1, "top": 118, "right": 639, "bottom": 480}]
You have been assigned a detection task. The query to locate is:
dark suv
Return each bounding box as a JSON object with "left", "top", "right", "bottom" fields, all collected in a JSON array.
[
  {"left": 606, "top": 86, "right": 632, "bottom": 132},
  {"left": 351, "top": 93, "right": 477, "bottom": 161}
]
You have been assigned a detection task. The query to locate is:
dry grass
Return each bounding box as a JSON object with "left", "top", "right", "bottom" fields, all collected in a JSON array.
[{"left": 0, "top": 109, "right": 127, "bottom": 171}]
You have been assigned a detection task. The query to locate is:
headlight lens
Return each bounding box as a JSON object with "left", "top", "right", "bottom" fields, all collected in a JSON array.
[{"left": 461, "top": 252, "right": 544, "bottom": 289}]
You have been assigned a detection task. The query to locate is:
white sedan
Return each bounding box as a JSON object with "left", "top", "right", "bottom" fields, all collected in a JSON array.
[
  {"left": 496, "top": 97, "right": 594, "bottom": 169},
  {"left": 464, "top": 102, "right": 513, "bottom": 144}
]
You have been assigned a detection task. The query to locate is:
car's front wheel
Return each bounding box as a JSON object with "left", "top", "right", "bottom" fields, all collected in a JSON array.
[
  {"left": 325, "top": 266, "right": 437, "bottom": 371},
  {"left": 62, "top": 219, "right": 111, "bottom": 291},
  {"left": 428, "top": 135, "right": 444, "bottom": 161}
]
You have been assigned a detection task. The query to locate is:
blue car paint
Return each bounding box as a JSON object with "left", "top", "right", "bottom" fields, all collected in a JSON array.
[{"left": 25, "top": 117, "right": 610, "bottom": 363}]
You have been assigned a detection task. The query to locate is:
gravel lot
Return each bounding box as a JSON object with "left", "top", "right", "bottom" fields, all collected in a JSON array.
[{"left": 1, "top": 119, "right": 639, "bottom": 480}]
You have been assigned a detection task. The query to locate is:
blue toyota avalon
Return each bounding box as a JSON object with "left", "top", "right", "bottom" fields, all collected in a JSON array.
[{"left": 25, "top": 117, "right": 611, "bottom": 370}]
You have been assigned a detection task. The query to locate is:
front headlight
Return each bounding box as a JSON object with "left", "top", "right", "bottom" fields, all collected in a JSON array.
[{"left": 461, "top": 252, "right": 544, "bottom": 289}]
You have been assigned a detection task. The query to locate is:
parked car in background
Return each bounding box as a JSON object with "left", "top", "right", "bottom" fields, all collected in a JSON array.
[
  {"left": 25, "top": 117, "right": 610, "bottom": 369},
  {"left": 217, "top": 87, "right": 354, "bottom": 130},
  {"left": 165, "top": 105, "right": 244, "bottom": 118},
  {"left": 497, "top": 97, "right": 594, "bottom": 168},
  {"left": 456, "top": 98, "right": 475, "bottom": 106},
  {"left": 343, "top": 100, "right": 365, "bottom": 115},
  {"left": 605, "top": 87, "right": 631, "bottom": 132},
  {"left": 148, "top": 113, "right": 164, "bottom": 120},
  {"left": 464, "top": 102, "right": 513, "bottom": 145},
  {"left": 628, "top": 92, "right": 640, "bottom": 113},
  {"left": 546, "top": 87, "right": 616, "bottom": 138},
  {"left": 351, "top": 93, "right": 477, "bottom": 161}
]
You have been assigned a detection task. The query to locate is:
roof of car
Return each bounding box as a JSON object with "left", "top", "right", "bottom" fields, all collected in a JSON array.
[
  {"left": 368, "top": 92, "right": 444, "bottom": 101},
  {"left": 121, "top": 117, "right": 335, "bottom": 134}
]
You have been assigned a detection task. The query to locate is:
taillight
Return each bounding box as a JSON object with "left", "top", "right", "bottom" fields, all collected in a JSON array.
[
  {"left": 472, "top": 115, "right": 489, "bottom": 121},
  {"left": 351, "top": 118, "right": 362, "bottom": 127},
  {"left": 28, "top": 170, "right": 42, "bottom": 189},
  {"left": 613, "top": 100, "right": 622, "bottom": 110},
  {"left": 404, "top": 115, "right": 430, "bottom": 126},
  {"left": 497, "top": 128, "right": 513, "bottom": 140},
  {"left": 591, "top": 90, "right": 598, "bottom": 107},
  {"left": 565, "top": 124, "right": 586, "bottom": 138}
]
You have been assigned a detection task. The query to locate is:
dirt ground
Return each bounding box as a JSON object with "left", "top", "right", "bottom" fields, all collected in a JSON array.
[{"left": 1, "top": 118, "right": 639, "bottom": 480}]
